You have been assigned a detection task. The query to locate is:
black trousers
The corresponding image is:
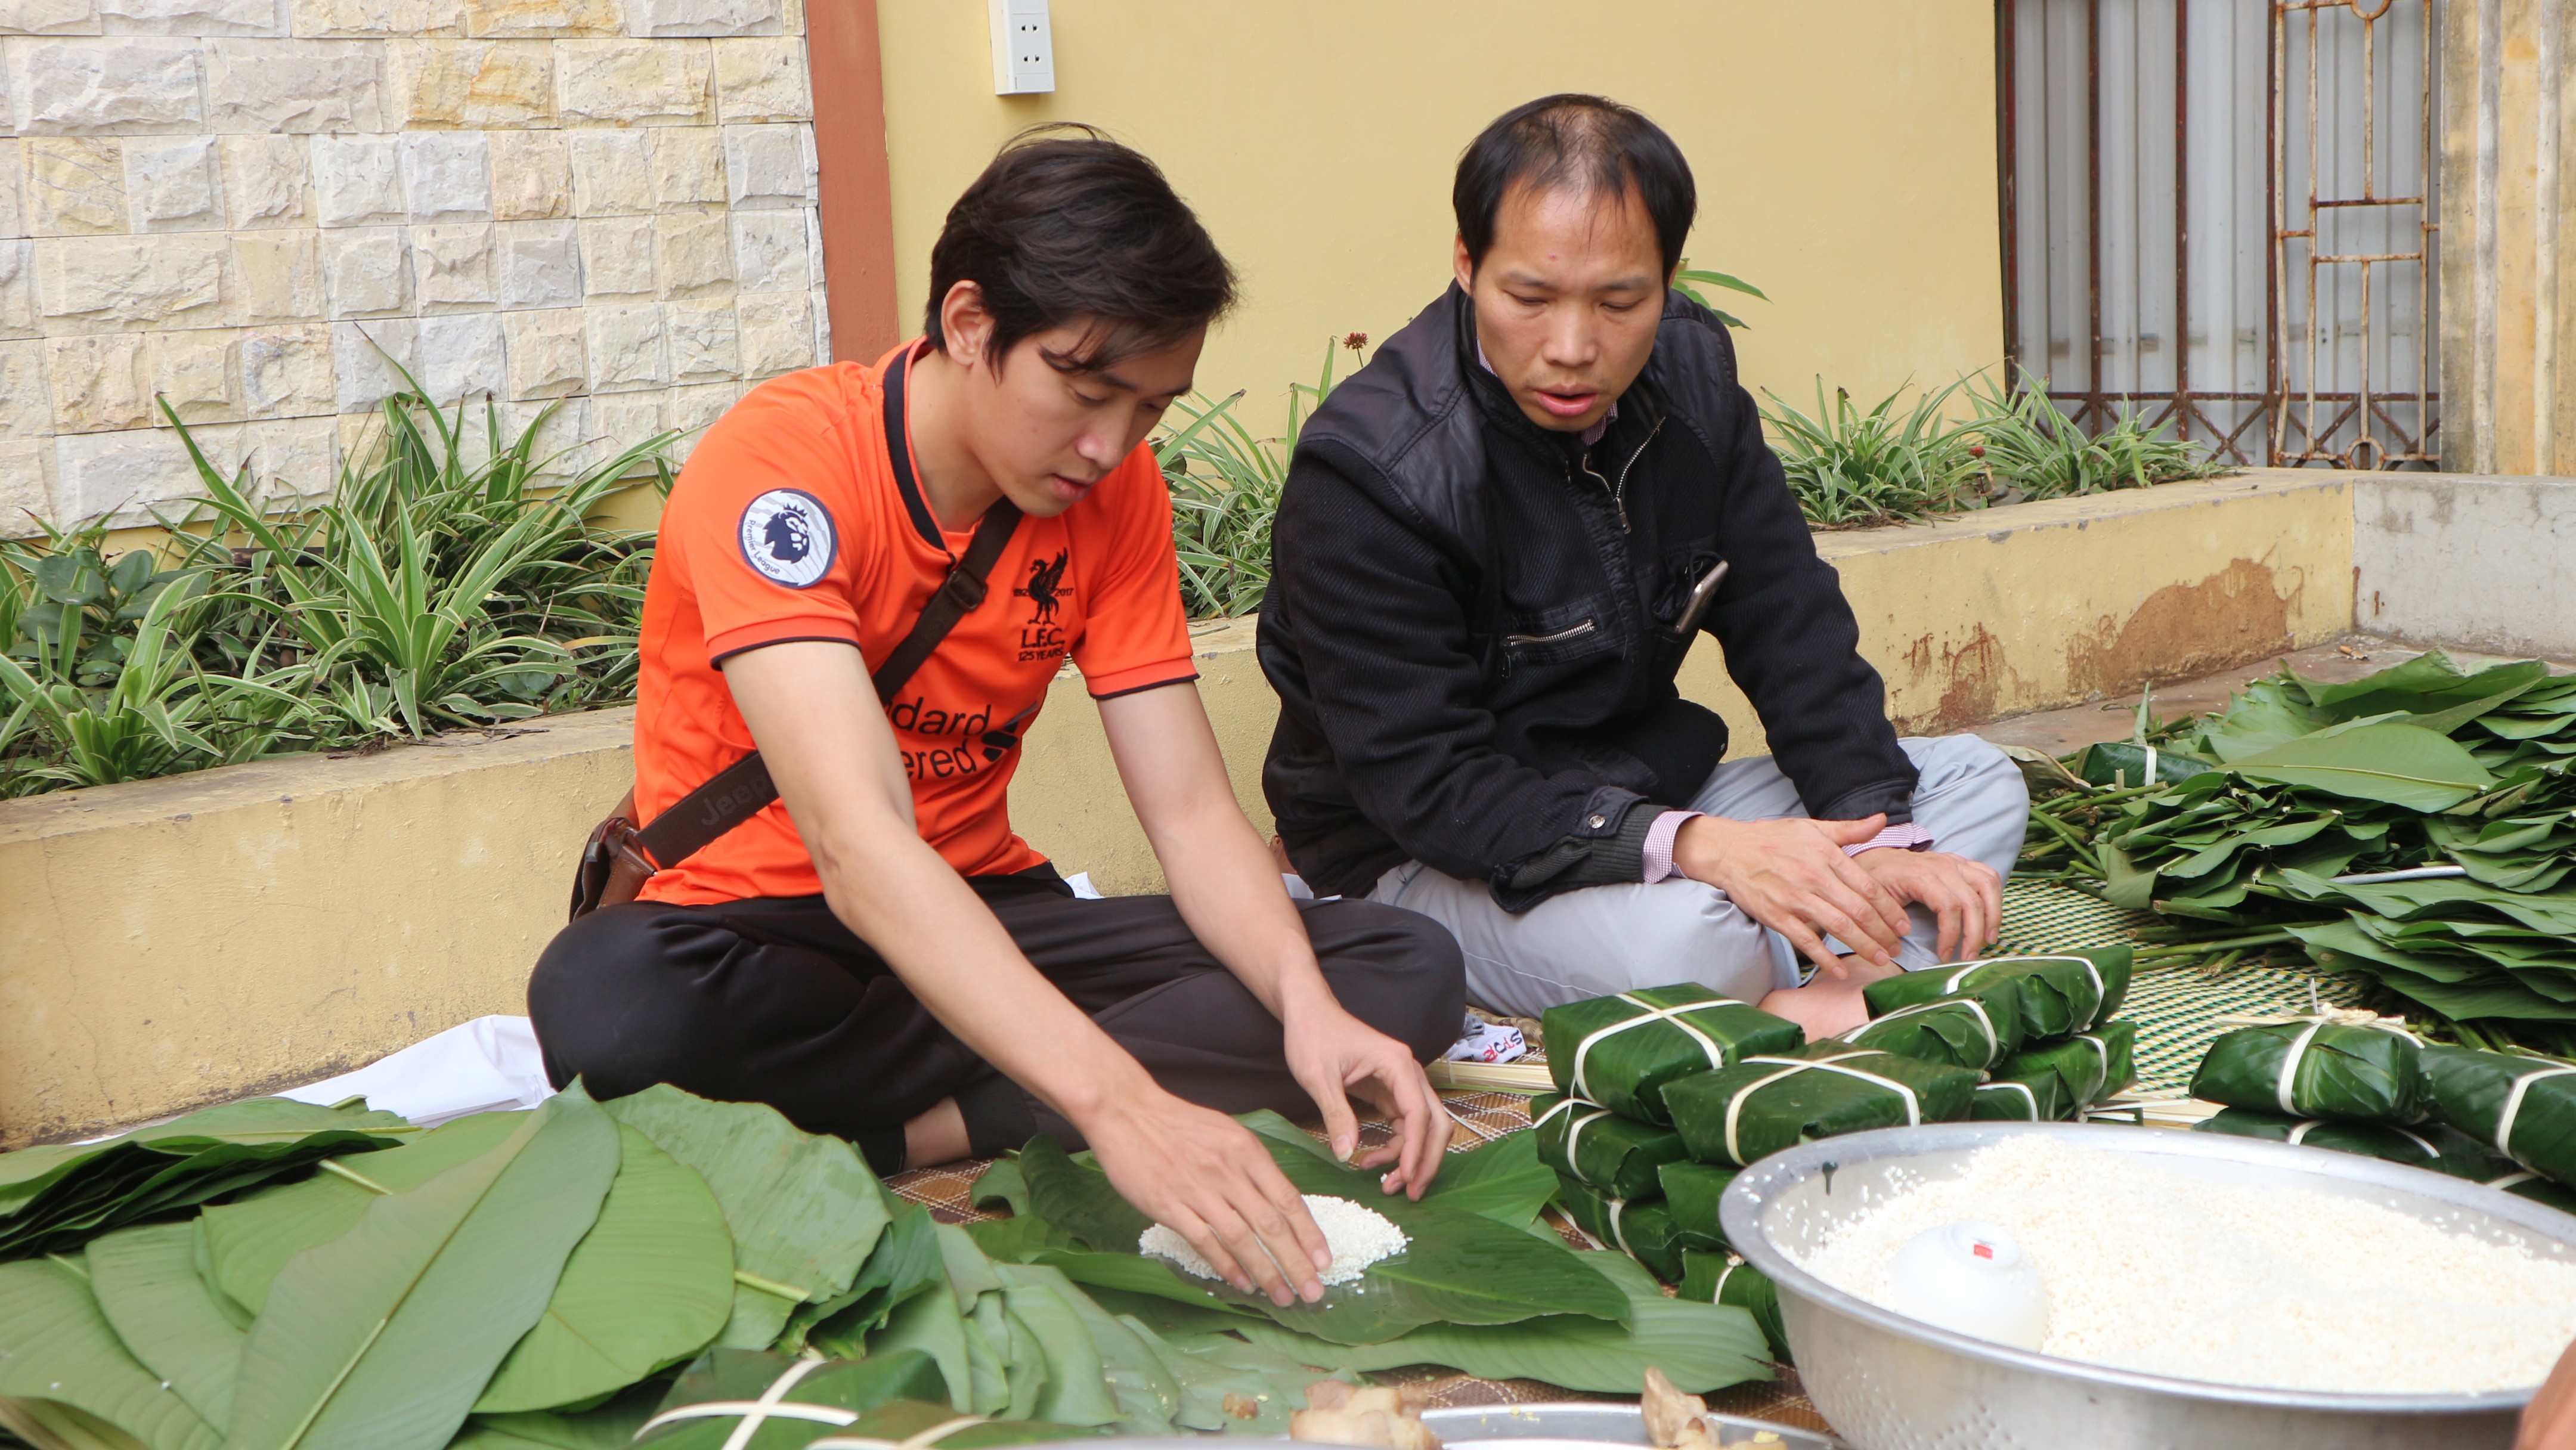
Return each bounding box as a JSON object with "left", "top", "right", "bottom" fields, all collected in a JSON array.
[{"left": 526, "top": 872, "right": 1466, "bottom": 1174}]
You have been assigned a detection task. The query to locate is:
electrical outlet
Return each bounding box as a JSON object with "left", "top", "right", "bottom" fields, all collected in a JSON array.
[{"left": 987, "top": 0, "right": 1054, "bottom": 95}]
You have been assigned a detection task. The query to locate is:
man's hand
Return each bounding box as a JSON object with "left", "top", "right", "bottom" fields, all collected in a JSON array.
[
  {"left": 1083, "top": 1089, "right": 1333, "bottom": 1306},
  {"left": 1283, "top": 1001, "right": 1449, "bottom": 1200},
  {"left": 1671, "top": 814, "right": 1911, "bottom": 975},
  {"left": 1854, "top": 846, "right": 2001, "bottom": 962},
  {"left": 2522, "top": 1334, "right": 2576, "bottom": 1449}
]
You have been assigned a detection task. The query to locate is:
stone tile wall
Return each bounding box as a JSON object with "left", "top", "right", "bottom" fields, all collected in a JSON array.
[{"left": 0, "top": 0, "right": 827, "bottom": 537}]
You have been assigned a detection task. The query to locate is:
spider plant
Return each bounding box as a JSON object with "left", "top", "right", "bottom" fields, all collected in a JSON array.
[
  {"left": 1157, "top": 336, "right": 1357, "bottom": 619},
  {"left": 1760, "top": 376, "right": 1985, "bottom": 528},
  {"left": 1967, "top": 368, "right": 2225, "bottom": 498},
  {"left": 0, "top": 375, "right": 679, "bottom": 796}
]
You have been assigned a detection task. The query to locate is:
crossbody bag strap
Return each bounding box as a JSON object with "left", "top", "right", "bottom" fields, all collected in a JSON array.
[{"left": 632, "top": 349, "right": 1024, "bottom": 872}]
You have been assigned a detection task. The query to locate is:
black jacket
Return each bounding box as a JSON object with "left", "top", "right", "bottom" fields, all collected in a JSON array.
[{"left": 1257, "top": 284, "right": 1917, "bottom": 909}]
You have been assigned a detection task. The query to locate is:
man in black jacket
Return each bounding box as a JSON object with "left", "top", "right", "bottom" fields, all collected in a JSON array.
[{"left": 1258, "top": 95, "right": 2029, "bottom": 1036}]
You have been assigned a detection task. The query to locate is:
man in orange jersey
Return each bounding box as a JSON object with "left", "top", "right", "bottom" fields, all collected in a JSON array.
[{"left": 530, "top": 134, "right": 1461, "bottom": 1308}]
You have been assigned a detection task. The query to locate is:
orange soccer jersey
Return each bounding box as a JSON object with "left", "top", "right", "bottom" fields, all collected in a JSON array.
[{"left": 630, "top": 342, "right": 1198, "bottom": 905}]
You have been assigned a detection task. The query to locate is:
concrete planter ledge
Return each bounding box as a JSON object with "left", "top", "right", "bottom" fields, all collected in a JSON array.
[{"left": 5, "top": 467, "right": 2568, "bottom": 1144}]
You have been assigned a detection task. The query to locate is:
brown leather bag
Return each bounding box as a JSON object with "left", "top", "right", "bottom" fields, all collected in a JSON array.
[{"left": 568, "top": 352, "right": 1024, "bottom": 921}]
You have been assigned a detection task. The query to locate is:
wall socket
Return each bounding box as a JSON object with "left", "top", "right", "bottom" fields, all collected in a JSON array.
[{"left": 987, "top": 0, "right": 1055, "bottom": 95}]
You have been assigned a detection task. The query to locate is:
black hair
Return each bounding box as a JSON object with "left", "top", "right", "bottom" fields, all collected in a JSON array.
[
  {"left": 924, "top": 125, "right": 1236, "bottom": 374},
  {"left": 1453, "top": 94, "right": 1696, "bottom": 278}
]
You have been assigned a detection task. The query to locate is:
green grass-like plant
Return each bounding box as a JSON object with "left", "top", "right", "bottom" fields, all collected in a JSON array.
[
  {"left": 0, "top": 375, "right": 675, "bottom": 797},
  {"left": 1157, "top": 336, "right": 1358, "bottom": 620},
  {"left": 1761, "top": 376, "right": 1985, "bottom": 528},
  {"left": 1761, "top": 368, "right": 2226, "bottom": 529}
]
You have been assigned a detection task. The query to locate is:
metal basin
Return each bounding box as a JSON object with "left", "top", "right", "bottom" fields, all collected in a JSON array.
[
  {"left": 1717, "top": 1121, "right": 2576, "bottom": 1450},
  {"left": 1417, "top": 1402, "right": 1840, "bottom": 1450}
]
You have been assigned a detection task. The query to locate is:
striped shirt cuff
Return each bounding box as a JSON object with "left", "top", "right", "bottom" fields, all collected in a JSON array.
[
  {"left": 1641, "top": 810, "right": 1701, "bottom": 884},
  {"left": 1845, "top": 820, "right": 1935, "bottom": 856}
]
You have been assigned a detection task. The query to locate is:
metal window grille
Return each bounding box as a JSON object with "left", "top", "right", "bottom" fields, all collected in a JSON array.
[{"left": 2001, "top": 0, "right": 2441, "bottom": 468}]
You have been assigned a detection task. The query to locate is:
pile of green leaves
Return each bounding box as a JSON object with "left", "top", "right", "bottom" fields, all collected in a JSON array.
[
  {"left": 966, "top": 1111, "right": 1769, "bottom": 1395},
  {"left": 2021, "top": 651, "right": 2576, "bottom": 1052},
  {"left": 0, "top": 1083, "right": 912, "bottom": 1450},
  {"left": 0, "top": 1090, "right": 1769, "bottom": 1450},
  {"left": 0, "top": 384, "right": 673, "bottom": 797}
]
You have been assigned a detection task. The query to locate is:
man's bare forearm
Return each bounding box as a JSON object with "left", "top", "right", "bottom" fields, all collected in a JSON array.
[{"left": 1098, "top": 684, "right": 1334, "bottom": 1021}]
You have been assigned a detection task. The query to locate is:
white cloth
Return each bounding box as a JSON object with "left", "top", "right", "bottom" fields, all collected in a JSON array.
[
  {"left": 1367, "top": 735, "right": 2031, "bottom": 1017},
  {"left": 279, "top": 1015, "right": 555, "bottom": 1127}
]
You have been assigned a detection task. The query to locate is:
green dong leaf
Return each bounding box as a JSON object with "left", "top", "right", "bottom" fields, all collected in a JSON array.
[
  {"left": 472, "top": 1123, "right": 735, "bottom": 1413},
  {"left": 224, "top": 1088, "right": 621, "bottom": 1450}
]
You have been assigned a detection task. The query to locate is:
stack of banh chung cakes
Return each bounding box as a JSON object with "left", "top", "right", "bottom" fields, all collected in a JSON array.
[
  {"left": 2191, "top": 1016, "right": 2576, "bottom": 1213},
  {"left": 1532, "top": 949, "right": 2135, "bottom": 1365}
]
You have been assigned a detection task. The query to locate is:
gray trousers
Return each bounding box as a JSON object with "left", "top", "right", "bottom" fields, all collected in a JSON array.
[{"left": 1366, "top": 735, "right": 2030, "bottom": 1017}]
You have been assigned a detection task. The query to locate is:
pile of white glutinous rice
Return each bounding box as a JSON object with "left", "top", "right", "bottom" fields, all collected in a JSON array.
[
  {"left": 1141, "top": 1195, "right": 1408, "bottom": 1287},
  {"left": 1795, "top": 1135, "right": 2576, "bottom": 1395}
]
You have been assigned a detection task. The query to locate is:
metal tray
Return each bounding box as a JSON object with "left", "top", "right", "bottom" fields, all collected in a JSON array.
[{"left": 1419, "top": 1402, "right": 1843, "bottom": 1450}]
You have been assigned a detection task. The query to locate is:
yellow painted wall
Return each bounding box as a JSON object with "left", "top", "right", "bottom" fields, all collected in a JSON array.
[{"left": 871, "top": 1, "right": 2005, "bottom": 427}]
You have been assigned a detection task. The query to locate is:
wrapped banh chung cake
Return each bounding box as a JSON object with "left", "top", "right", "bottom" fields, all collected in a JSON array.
[
  {"left": 1665, "top": 1043, "right": 1979, "bottom": 1167},
  {"left": 1551, "top": 1173, "right": 1685, "bottom": 1282},
  {"left": 2191, "top": 1020, "right": 2423, "bottom": 1123},
  {"left": 1679, "top": 1251, "right": 1789, "bottom": 1364},
  {"left": 1656, "top": 1160, "right": 1739, "bottom": 1254},
  {"left": 1978, "top": 1020, "right": 2138, "bottom": 1120},
  {"left": 1837, "top": 993, "right": 2024, "bottom": 1070},
  {"left": 1541, "top": 985, "right": 1803, "bottom": 1124},
  {"left": 2420, "top": 1045, "right": 2576, "bottom": 1185},
  {"left": 2194, "top": 1108, "right": 2504, "bottom": 1176},
  {"left": 1973, "top": 1074, "right": 2066, "bottom": 1121},
  {"left": 1532, "top": 1093, "right": 1686, "bottom": 1200},
  {"left": 1860, "top": 948, "right": 2132, "bottom": 1040}
]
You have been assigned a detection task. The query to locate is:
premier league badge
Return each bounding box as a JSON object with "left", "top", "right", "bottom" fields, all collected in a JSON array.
[{"left": 737, "top": 489, "right": 836, "bottom": 588}]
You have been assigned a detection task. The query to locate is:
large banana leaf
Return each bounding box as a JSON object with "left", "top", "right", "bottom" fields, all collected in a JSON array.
[
  {"left": 990, "top": 1265, "right": 1120, "bottom": 1429},
  {"left": 0, "top": 1256, "right": 219, "bottom": 1450},
  {"left": 472, "top": 1124, "right": 734, "bottom": 1413},
  {"left": 2230, "top": 723, "right": 2494, "bottom": 810},
  {"left": 1104, "top": 1251, "right": 1767, "bottom": 1395},
  {"left": 977, "top": 1114, "right": 1557, "bottom": 1232},
  {"left": 865, "top": 1277, "right": 979, "bottom": 1416},
  {"left": 0, "top": 1099, "right": 411, "bottom": 1205},
  {"left": 86, "top": 1222, "right": 244, "bottom": 1428},
  {"left": 797, "top": 1201, "right": 947, "bottom": 1356},
  {"left": 225, "top": 1089, "right": 621, "bottom": 1450},
  {"left": 0, "top": 1100, "right": 413, "bottom": 1261},
  {"left": 1141, "top": 1329, "right": 1340, "bottom": 1434},
  {"left": 601, "top": 1086, "right": 887, "bottom": 1350},
  {"left": 1238, "top": 1111, "right": 1556, "bottom": 1227},
  {"left": 980, "top": 1294, "right": 1048, "bottom": 1421},
  {"left": 1009, "top": 1135, "right": 1627, "bottom": 1344},
  {"left": 203, "top": 1111, "right": 528, "bottom": 1313}
]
